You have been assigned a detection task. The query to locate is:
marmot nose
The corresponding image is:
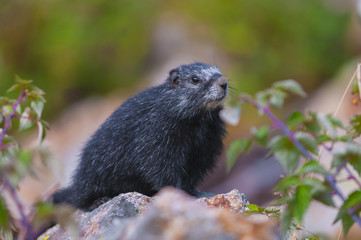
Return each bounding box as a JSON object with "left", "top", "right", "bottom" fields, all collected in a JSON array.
[{"left": 216, "top": 77, "right": 228, "bottom": 91}]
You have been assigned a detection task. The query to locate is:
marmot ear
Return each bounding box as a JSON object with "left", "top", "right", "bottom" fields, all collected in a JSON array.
[{"left": 169, "top": 69, "right": 180, "bottom": 87}]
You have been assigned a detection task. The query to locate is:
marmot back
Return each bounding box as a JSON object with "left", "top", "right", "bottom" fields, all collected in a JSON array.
[{"left": 53, "top": 62, "right": 228, "bottom": 210}]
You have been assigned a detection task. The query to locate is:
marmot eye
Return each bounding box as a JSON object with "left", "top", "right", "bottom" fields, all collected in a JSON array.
[{"left": 191, "top": 76, "right": 200, "bottom": 84}]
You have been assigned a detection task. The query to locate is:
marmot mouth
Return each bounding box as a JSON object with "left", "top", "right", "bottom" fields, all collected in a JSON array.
[
  {"left": 212, "top": 92, "right": 227, "bottom": 102},
  {"left": 204, "top": 95, "right": 227, "bottom": 109}
]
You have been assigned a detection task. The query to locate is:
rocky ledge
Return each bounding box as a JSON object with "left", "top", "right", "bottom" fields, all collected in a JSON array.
[{"left": 38, "top": 188, "right": 276, "bottom": 240}]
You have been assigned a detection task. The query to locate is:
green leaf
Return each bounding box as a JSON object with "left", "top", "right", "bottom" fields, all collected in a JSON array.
[
  {"left": 255, "top": 91, "right": 269, "bottom": 107},
  {"left": 269, "top": 136, "right": 300, "bottom": 173},
  {"left": 304, "top": 112, "right": 321, "bottom": 135},
  {"left": 316, "top": 134, "right": 332, "bottom": 144},
  {"left": 15, "top": 75, "right": 32, "bottom": 86},
  {"left": 301, "top": 178, "right": 327, "bottom": 194},
  {"left": 40, "top": 119, "right": 50, "bottom": 129},
  {"left": 332, "top": 143, "right": 361, "bottom": 175},
  {"left": 226, "top": 139, "right": 252, "bottom": 171},
  {"left": 295, "top": 132, "right": 318, "bottom": 154},
  {"left": 32, "top": 201, "right": 57, "bottom": 229},
  {"left": 0, "top": 97, "right": 10, "bottom": 105},
  {"left": 247, "top": 204, "right": 259, "bottom": 211},
  {"left": 274, "top": 175, "right": 300, "bottom": 192},
  {"left": 349, "top": 158, "right": 361, "bottom": 177},
  {"left": 296, "top": 160, "right": 327, "bottom": 175},
  {"left": 341, "top": 214, "right": 354, "bottom": 235},
  {"left": 0, "top": 196, "right": 10, "bottom": 228},
  {"left": 35, "top": 202, "right": 55, "bottom": 218},
  {"left": 269, "top": 88, "right": 287, "bottom": 108},
  {"left": 294, "top": 185, "right": 312, "bottom": 223},
  {"left": 31, "top": 101, "right": 44, "bottom": 119},
  {"left": 273, "top": 79, "right": 306, "bottom": 97},
  {"left": 318, "top": 114, "right": 344, "bottom": 137},
  {"left": 328, "top": 115, "right": 344, "bottom": 128},
  {"left": 314, "top": 191, "right": 335, "bottom": 207},
  {"left": 6, "top": 83, "right": 22, "bottom": 93},
  {"left": 348, "top": 114, "right": 361, "bottom": 138},
  {"left": 15, "top": 104, "right": 21, "bottom": 115},
  {"left": 2, "top": 105, "right": 13, "bottom": 118},
  {"left": 251, "top": 126, "right": 269, "bottom": 147},
  {"left": 335, "top": 190, "right": 361, "bottom": 223},
  {"left": 19, "top": 107, "right": 32, "bottom": 131},
  {"left": 29, "top": 86, "right": 45, "bottom": 97},
  {"left": 287, "top": 111, "right": 306, "bottom": 127},
  {"left": 334, "top": 190, "right": 361, "bottom": 235},
  {"left": 256, "top": 88, "right": 288, "bottom": 108},
  {"left": 280, "top": 201, "right": 298, "bottom": 237},
  {"left": 264, "top": 208, "right": 280, "bottom": 215},
  {"left": 19, "top": 150, "right": 32, "bottom": 167}
]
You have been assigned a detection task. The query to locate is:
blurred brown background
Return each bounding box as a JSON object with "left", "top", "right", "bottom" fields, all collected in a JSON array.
[{"left": 1, "top": 0, "right": 361, "bottom": 238}]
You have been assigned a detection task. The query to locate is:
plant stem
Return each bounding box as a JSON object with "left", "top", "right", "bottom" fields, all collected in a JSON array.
[
  {"left": 0, "top": 142, "right": 16, "bottom": 151},
  {"left": 0, "top": 90, "right": 26, "bottom": 146},
  {"left": 0, "top": 89, "right": 34, "bottom": 239},
  {"left": 239, "top": 95, "right": 312, "bottom": 160},
  {"left": 0, "top": 179, "right": 34, "bottom": 240},
  {"left": 326, "top": 175, "right": 361, "bottom": 228},
  {"left": 262, "top": 107, "right": 312, "bottom": 160},
  {"left": 344, "top": 165, "right": 361, "bottom": 189}
]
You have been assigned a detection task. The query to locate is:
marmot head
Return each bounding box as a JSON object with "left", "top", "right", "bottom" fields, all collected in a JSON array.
[{"left": 167, "top": 62, "right": 228, "bottom": 111}]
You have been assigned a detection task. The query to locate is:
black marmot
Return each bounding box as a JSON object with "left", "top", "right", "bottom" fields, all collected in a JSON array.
[{"left": 53, "top": 62, "right": 228, "bottom": 210}]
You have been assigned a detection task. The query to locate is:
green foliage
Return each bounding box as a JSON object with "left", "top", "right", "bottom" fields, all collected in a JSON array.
[
  {"left": 295, "top": 160, "right": 327, "bottom": 175},
  {"left": 226, "top": 139, "right": 252, "bottom": 171},
  {"left": 287, "top": 111, "right": 306, "bottom": 128},
  {"left": 269, "top": 136, "right": 300, "bottom": 173},
  {"left": 0, "top": 0, "right": 353, "bottom": 119},
  {"left": 176, "top": 0, "right": 351, "bottom": 94},
  {"left": 0, "top": 77, "right": 60, "bottom": 238},
  {"left": 0, "top": 196, "right": 10, "bottom": 229},
  {"left": 227, "top": 75, "right": 361, "bottom": 237},
  {"left": 0, "top": 0, "right": 158, "bottom": 118},
  {"left": 245, "top": 204, "right": 280, "bottom": 217},
  {"left": 273, "top": 80, "right": 307, "bottom": 98},
  {"left": 334, "top": 191, "right": 361, "bottom": 234},
  {"left": 0, "top": 76, "right": 48, "bottom": 186},
  {"left": 348, "top": 114, "right": 361, "bottom": 138},
  {"left": 251, "top": 126, "right": 269, "bottom": 147}
]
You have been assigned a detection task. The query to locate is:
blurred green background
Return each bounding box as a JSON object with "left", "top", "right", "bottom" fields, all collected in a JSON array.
[{"left": 0, "top": 0, "right": 359, "bottom": 119}]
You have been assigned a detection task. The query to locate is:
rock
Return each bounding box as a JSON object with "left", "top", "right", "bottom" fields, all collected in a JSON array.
[
  {"left": 38, "top": 188, "right": 276, "bottom": 240},
  {"left": 38, "top": 192, "right": 151, "bottom": 240},
  {"left": 197, "top": 189, "right": 248, "bottom": 214}
]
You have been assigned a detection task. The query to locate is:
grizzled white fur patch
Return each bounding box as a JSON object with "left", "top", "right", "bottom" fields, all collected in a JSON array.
[{"left": 201, "top": 66, "right": 221, "bottom": 78}]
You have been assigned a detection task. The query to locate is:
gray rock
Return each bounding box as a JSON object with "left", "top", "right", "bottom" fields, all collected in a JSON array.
[{"left": 38, "top": 188, "right": 276, "bottom": 240}]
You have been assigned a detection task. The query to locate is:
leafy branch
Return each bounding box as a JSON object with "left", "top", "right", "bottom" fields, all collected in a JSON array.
[
  {"left": 0, "top": 76, "right": 48, "bottom": 239},
  {"left": 226, "top": 65, "right": 361, "bottom": 237}
]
